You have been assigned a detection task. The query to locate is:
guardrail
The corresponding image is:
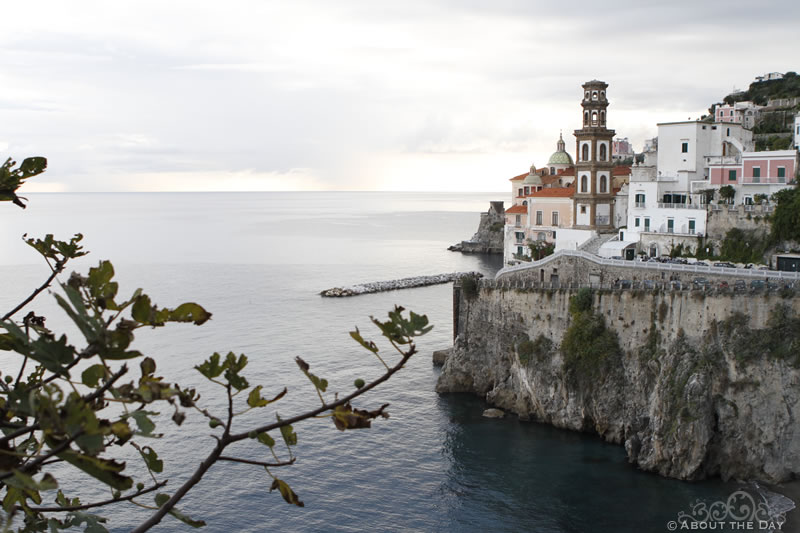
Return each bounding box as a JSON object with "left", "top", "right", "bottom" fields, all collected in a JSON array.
[
  {"left": 495, "top": 249, "right": 800, "bottom": 282},
  {"left": 478, "top": 278, "right": 797, "bottom": 295}
]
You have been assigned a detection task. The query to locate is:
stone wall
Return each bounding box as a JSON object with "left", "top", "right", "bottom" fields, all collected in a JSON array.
[
  {"left": 437, "top": 277, "right": 800, "bottom": 483},
  {"left": 705, "top": 205, "right": 772, "bottom": 246}
]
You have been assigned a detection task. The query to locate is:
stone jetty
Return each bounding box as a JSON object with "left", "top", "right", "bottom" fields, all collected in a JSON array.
[{"left": 320, "top": 272, "right": 483, "bottom": 297}]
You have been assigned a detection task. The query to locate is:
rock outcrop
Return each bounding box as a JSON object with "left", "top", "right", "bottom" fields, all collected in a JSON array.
[
  {"left": 448, "top": 201, "right": 504, "bottom": 254},
  {"left": 437, "top": 281, "right": 800, "bottom": 483}
]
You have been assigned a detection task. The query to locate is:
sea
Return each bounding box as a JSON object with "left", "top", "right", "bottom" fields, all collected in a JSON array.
[{"left": 0, "top": 192, "right": 796, "bottom": 532}]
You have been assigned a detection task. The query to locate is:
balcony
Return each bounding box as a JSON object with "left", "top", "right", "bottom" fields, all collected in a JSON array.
[
  {"left": 657, "top": 202, "right": 703, "bottom": 210},
  {"left": 741, "top": 176, "right": 787, "bottom": 185},
  {"left": 705, "top": 155, "right": 740, "bottom": 166}
]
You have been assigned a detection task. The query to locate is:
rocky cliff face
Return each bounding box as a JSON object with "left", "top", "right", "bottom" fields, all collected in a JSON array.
[
  {"left": 437, "top": 284, "right": 800, "bottom": 483},
  {"left": 449, "top": 201, "right": 504, "bottom": 254}
]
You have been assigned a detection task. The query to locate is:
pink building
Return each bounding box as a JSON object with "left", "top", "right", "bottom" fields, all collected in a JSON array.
[{"left": 707, "top": 149, "right": 797, "bottom": 203}]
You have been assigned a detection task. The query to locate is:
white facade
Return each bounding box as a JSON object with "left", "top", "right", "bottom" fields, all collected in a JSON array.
[
  {"left": 623, "top": 147, "right": 706, "bottom": 253},
  {"left": 795, "top": 113, "right": 800, "bottom": 150},
  {"left": 554, "top": 228, "right": 594, "bottom": 251}
]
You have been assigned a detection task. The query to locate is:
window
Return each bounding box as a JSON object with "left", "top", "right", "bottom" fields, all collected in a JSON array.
[
  {"left": 753, "top": 167, "right": 761, "bottom": 178},
  {"left": 600, "top": 110, "right": 605, "bottom": 125},
  {"left": 728, "top": 170, "right": 737, "bottom": 181},
  {"left": 524, "top": 186, "right": 530, "bottom": 195},
  {"left": 689, "top": 220, "right": 695, "bottom": 234},
  {"left": 584, "top": 111, "right": 589, "bottom": 124},
  {"left": 667, "top": 219, "right": 674, "bottom": 233},
  {"left": 599, "top": 175, "right": 607, "bottom": 193},
  {"left": 518, "top": 188, "right": 523, "bottom": 197},
  {"left": 552, "top": 211, "right": 559, "bottom": 226},
  {"left": 644, "top": 218, "right": 650, "bottom": 231},
  {"left": 515, "top": 215, "right": 521, "bottom": 226},
  {"left": 727, "top": 128, "right": 730, "bottom": 136},
  {"left": 599, "top": 144, "right": 607, "bottom": 161},
  {"left": 712, "top": 125, "right": 717, "bottom": 130},
  {"left": 635, "top": 217, "right": 640, "bottom": 227},
  {"left": 592, "top": 91, "right": 598, "bottom": 100},
  {"left": 681, "top": 142, "right": 689, "bottom": 153},
  {"left": 592, "top": 111, "right": 597, "bottom": 124},
  {"left": 778, "top": 167, "right": 786, "bottom": 178},
  {"left": 582, "top": 144, "right": 589, "bottom": 161},
  {"left": 517, "top": 246, "right": 524, "bottom": 255},
  {"left": 580, "top": 175, "right": 588, "bottom": 192},
  {"left": 537, "top": 232, "right": 546, "bottom": 241},
  {"left": 536, "top": 211, "right": 543, "bottom": 225},
  {"left": 635, "top": 193, "right": 645, "bottom": 207},
  {"left": 550, "top": 166, "right": 555, "bottom": 174},
  {"left": 580, "top": 205, "right": 587, "bottom": 214}
]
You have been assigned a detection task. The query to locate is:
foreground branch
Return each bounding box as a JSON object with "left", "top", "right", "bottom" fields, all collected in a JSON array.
[
  {"left": 132, "top": 345, "right": 416, "bottom": 533},
  {"left": 27, "top": 481, "right": 167, "bottom": 513},
  {"left": 2, "top": 261, "right": 63, "bottom": 321}
]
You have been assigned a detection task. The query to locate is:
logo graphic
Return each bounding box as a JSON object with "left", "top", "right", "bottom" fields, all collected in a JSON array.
[{"left": 666, "top": 489, "right": 792, "bottom": 531}]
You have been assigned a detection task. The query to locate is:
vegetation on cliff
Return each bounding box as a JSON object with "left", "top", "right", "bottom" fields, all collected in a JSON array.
[{"left": 561, "top": 289, "right": 622, "bottom": 381}]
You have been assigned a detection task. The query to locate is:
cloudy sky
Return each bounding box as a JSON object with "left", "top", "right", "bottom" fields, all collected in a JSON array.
[{"left": 3, "top": 0, "right": 798, "bottom": 193}]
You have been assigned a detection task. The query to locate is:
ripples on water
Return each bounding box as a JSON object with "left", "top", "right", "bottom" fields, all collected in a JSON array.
[{"left": 0, "top": 193, "right": 790, "bottom": 532}]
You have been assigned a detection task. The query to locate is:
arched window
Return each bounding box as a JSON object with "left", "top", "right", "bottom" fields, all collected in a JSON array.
[
  {"left": 584, "top": 111, "right": 589, "bottom": 125},
  {"left": 600, "top": 90, "right": 605, "bottom": 100},
  {"left": 537, "top": 232, "right": 547, "bottom": 241},
  {"left": 581, "top": 175, "right": 588, "bottom": 193},
  {"left": 592, "top": 91, "right": 598, "bottom": 100},
  {"left": 600, "top": 110, "right": 605, "bottom": 125},
  {"left": 522, "top": 200, "right": 527, "bottom": 206},
  {"left": 599, "top": 144, "right": 607, "bottom": 161},
  {"left": 649, "top": 243, "right": 658, "bottom": 257},
  {"left": 585, "top": 91, "right": 589, "bottom": 100},
  {"left": 592, "top": 111, "right": 597, "bottom": 124},
  {"left": 550, "top": 166, "right": 555, "bottom": 174},
  {"left": 581, "top": 144, "right": 589, "bottom": 161},
  {"left": 599, "top": 175, "right": 607, "bottom": 193}
]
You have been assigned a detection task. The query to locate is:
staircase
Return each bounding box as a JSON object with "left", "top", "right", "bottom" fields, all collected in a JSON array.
[{"left": 578, "top": 232, "right": 619, "bottom": 256}]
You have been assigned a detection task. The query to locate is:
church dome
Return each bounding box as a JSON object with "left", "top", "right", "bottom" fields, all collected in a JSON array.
[
  {"left": 523, "top": 170, "right": 542, "bottom": 186},
  {"left": 547, "top": 132, "right": 574, "bottom": 166},
  {"left": 547, "top": 150, "right": 574, "bottom": 166}
]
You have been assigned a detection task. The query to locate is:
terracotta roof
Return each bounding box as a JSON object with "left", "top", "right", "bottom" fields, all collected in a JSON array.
[
  {"left": 529, "top": 187, "right": 575, "bottom": 198},
  {"left": 557, "top": 168, "right": 575, "bottom": 176},
  {"left": 542, "top": 175, "right": 564, "bottom": 186},
  {"left": 509, "top": 172, "right": 528, "bottom": 181},
  {"left": 613, "top": 165, "right": 632, "bottom": 176},
  {"left": 506, "top": 204, "right": 528, "bottom": 214},
  {"left": 613, "top": 187, "right": 622, "bottom": 194}
]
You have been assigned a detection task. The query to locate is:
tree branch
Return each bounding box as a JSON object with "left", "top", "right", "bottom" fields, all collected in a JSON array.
[
  {"left": 132, "top": 344, "right": 416, "bottom": 532},
  {"left": 217, "top": 456, "right": 296, "bottom": 468},
  {"left": 2, "top": 261, "right": 63, "bottom": 321},
  {"left": 0, "top": 365, "right": 128, "bottom": 447},
  {"left": 27, "top": 480, "right": 168, "bottom": 513}
]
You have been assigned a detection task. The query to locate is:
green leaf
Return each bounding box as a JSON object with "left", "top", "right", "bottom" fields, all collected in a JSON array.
[
  {"left": 256, "top": 432, "right": 275, "bottom": 448},
  {"left": 87, "top": 261, "right": 119, "bottom": 310},
  {"left": 169, "top": 303, "right": 212, "bottom": 326},
  {"left": 140, "top": 357, "right": 156, "bottom": 377},
  {"left": 110, "top": 421, "right": 132, "bottom": 445},
  {"left": 56, "top": 450, "right": 133, "bottom": 491},
  {"left": 70, "top": 511, "right": 110, "bottom": 533},
  {"left": 155, "top": 493, "right": 207, "bottom": 528},
  {"left": 81, "top": 364, "right": 108, "bottom": 388},
  {"left": 278, "top": 419, "right": 297, "bottom": 447},
  {"left": 132, "top": 294, "right": 153, "bottom": 324},
  {"left": 195, "top": 352, "right": 224, "bottom": 379},
  {"left": 247, "top": 386, "right": 287, "bottom": 408},
  {"left": 295, "top": 357, "right": 328, "bottom": 393},
  {"left": 223, "top": 352, "right": 249, "bottom": 391},
  {"left": 269, "top": 478, "right": 304, "bottom": 507},
  {"left": 125, "top": 411, "right": 160, "bottom": 437},
  {"left": 140, "top": 446, "right": 163, "bottom": 473},
  {"left": 349, "top": 328, "right": 379, "bottom": 353}
]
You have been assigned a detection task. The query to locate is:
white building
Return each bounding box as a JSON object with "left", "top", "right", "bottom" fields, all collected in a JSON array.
[
  {"left": 621, "top": 121, "right": 754, "bottom": 257},
  {"left": 795, "top": 113, "right": 800, "bottom": 150},
  {"left": 714, "top": 101, "right": 761, "bottom": 130}
]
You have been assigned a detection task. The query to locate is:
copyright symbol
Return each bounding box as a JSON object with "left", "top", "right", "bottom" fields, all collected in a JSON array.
[{"left": 667, "top": 521, "right": 677, "bottom": 531}]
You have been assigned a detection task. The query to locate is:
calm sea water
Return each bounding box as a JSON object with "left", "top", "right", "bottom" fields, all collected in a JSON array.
[{"left": 0, "top": 192, "right": 791, "bottom": 532}]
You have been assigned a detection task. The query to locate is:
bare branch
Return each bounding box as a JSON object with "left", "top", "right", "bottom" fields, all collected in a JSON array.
[
  {"left": 2, "top": 260, "right": 63, "bottom": 321},
  {"left": 27, "top": 480, "right": 167, "bottom": 513},
  {"left": 218, "top": 456, "right": 296, "bottom": 468}
]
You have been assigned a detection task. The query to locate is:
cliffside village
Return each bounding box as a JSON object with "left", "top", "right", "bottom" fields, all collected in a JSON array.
[{"left": 487, "top": 77, "right": 800, "bottom": 271}]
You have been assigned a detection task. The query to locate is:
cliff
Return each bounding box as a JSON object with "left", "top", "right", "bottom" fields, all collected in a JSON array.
[
  {"left": 449, "top": 201, "right": 504, "bottom": 254},
  {"left": 437, "top": 257, "right": 800, "bottom": 483}
]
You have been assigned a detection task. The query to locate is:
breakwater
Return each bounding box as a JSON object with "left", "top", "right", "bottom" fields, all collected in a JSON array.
[{"left": 320, "top": 272, "right": 483, "bottom": 297}]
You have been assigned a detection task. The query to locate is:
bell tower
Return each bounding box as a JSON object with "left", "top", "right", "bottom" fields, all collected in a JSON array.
[{"left": 573, "top": 80, "right": 615, "bottom": 230}]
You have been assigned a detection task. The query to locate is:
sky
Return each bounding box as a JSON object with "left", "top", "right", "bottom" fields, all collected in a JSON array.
[{"left": 2, "top": 0, "right": 798, "bottom": 193}]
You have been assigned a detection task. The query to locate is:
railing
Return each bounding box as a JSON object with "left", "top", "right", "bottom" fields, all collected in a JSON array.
[
  {"left": 742, "top": 177, "right": 787, "bottom": 185},
  {"left": 657, "top": 202, "right": 703, "bottom": 210},
  {"left": 705, "top": 155, "right": 740, "bottom": 166},
  {"left": 495, "top": 249, "right": 800, "bottom": 282}
]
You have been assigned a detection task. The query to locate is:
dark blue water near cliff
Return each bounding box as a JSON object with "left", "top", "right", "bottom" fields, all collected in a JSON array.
[{"left": 0, "top": 192, "right": 780, "bottom": 532}]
